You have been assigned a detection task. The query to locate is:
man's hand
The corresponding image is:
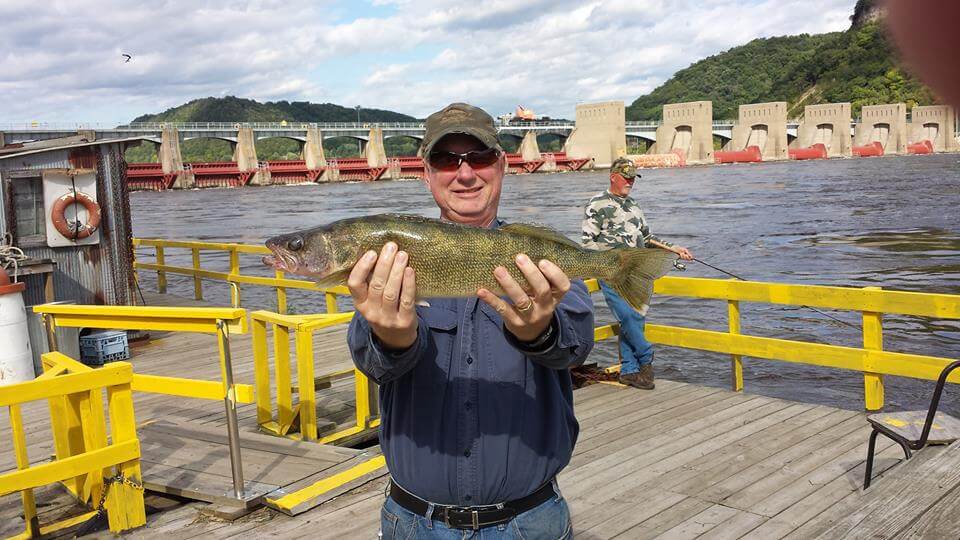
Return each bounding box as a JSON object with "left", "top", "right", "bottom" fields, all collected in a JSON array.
[
  {"left": 347, "top": 242, "right": 418, "bottom": 351},
  {"left": 673, "top": 246, "right": 694, "bottom": 261},
  {"left": 477, "top": 254, "right": 571, "bottom": 342}
]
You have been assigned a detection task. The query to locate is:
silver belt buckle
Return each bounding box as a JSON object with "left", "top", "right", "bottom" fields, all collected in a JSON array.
[{"left": 471, "top": 510, "right": 479, "bottom": 530}]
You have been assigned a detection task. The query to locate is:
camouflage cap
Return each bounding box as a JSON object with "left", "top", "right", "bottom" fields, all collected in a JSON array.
[
  {"left": 421, "top": 102, "right": 501, "bottom": 156},
  {"left": 610, "top": 157, "right": 639, "bottom": 179}
]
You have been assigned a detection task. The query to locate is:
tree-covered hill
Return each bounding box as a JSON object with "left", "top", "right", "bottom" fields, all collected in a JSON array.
[
  {"left": 627, "top": 1, "right": 936, "bottom": 120},
  {"left": 132, "top": 96, "right": 416, "bottom": 123}
]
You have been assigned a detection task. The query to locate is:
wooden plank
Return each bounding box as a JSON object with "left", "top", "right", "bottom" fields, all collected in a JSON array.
[
  {"left": 573, "top": 488, "right": 687, "bottom": 537},
  {"left": 741, "top": 442, "right": 922, "bottom": 539},
  {"left": 564, "top": 399, "right": 791, "bottom": 502},
  {"left": 571, "top": 392, "right": 759, "bottom": 464},
  {"left": 139, "top": 461, "right": 280, "bottom": 507},
  {"left": 653, "top": 503, "right": 740, "bottom": 539},
  {"left": 572, "top": 402, "right": 814, "bottom": 507},
  {"left": 139, "top": 420, "right": 359, "bottom": 462},
  {"left": 893, "top": 478, "right": 960, "bottom": 538},
  {"left": 696, "top": 413, "right": 871, "bottom": 503},
  {"left": 610, "top": 496, "right": 713, "bottom": 539},
  {"left": 797, "top": 441, "right": 960, "bottom": 538},
  {"left": 663, "top": 407, "right": 852, "bottom": 496}
]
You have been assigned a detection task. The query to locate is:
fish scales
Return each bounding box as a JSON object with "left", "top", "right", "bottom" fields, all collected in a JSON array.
[{"left": 263, "top": 214, "right": 676, "bottom": 309}]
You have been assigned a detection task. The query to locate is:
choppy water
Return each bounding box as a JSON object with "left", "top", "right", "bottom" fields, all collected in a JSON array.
[{"left": 130, "top": 154, "right": 960, "bottom": 412}]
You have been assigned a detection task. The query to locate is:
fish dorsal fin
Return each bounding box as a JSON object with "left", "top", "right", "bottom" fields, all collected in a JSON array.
[{"left": 501, "top": 222, "right": 580, "bottom": 248}]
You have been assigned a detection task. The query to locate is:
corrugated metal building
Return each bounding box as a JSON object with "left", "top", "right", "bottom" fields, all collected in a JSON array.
[{"left": 0, "top": 138, "right": 141, "bottom": 307}]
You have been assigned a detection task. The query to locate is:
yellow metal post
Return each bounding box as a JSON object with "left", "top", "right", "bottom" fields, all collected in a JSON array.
[
  {"left": 191, "top": 248, "right": 202, "bottom": 300},
  {"left": 296, "top": 328, "right": 317, "bottom": 441},
  {"left": 275, "top": 324, "right": 296, "bottom": 434},
  {"left": 10, "top": 404, "right": 40, "bottom": 538},
  {"left": 728, "top": 299, "right": 744, "bottom": 392},
  {"left": 104, "top": 382, "right": 146, "bottom": 532},
  {"left": 155, "top": 246, "right": 167, "bottom": 294},
  {"left": 354, "top": 370, "right": 373, "bottom": 429},
  {"left": 252, "top": 317, "right": 272, "bottom": 427},
  {"left": 275, "top": 270, "right": 288, "bottom": 314},
  {"left": 325, "top": 291, "right": 338, "bottom": 314},
  {"left": 863, "top": 286, "right": 885, "bottom": 411},
  {"left": 229, "top": 249, "right": 241, "bottom": 307}
]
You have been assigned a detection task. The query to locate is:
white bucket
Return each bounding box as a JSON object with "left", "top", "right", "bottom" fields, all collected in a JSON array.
[{"left": 0, "top": 283, "right": 34, "bottom": 384}]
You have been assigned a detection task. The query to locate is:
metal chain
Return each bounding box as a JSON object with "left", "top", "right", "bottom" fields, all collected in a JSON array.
[{"left": 93, "top": 472, "right": 145, "bottom": 515}]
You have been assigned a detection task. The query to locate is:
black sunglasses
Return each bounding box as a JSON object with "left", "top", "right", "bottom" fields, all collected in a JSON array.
[{"left": 427, "top": 147, "right": 502, "bottom": 171}]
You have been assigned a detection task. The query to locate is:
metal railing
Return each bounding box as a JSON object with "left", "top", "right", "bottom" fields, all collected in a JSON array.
[
  {"left": 133, "top": 238, "right": 347, "bottom": 314},
  {"left": 0, "top": 353, "right": 145, "bottom": 537},
  {"left": 250, "top": 310, "right": 372, "bottom": 445},
  {"left": 33, "top": 303, "right": 257, "bottom": 501},
  {"left": 134, "top": 237, "right": 960, "bottom": 411},
  {"left": 585, "top": 277, "right": 960, "bottom": 410}
]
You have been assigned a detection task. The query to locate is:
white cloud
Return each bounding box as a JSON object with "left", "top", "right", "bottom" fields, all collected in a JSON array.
[{"left": 0, "top": 0, "right": 856, "bottom": 123}]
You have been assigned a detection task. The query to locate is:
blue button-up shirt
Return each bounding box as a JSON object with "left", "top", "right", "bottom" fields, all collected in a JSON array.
[{"left": 347, "top": 228, "right": 594, "bottom": 506}]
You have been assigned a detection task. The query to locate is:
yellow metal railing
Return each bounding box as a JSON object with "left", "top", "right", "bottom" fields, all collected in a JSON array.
[
  {"left": 130, "top": 237, "right": 960, "bottom": 412},
  {"left": 0, "top": 352, "right": 145, "bottom": 538},
  {"left": 33, "top": 304, "right": 256, "bottom": 499},
  {"left": 250, "top": 310, "right": 376, "bottom": 444},
  {"left": 133, "top": 238, "right": 348, "bottom": 313},
  {"left": 585, "top": 277, "right": 960, "bottom": 410}
]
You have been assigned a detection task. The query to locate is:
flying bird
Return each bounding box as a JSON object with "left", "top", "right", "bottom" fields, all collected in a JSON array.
[{"left": 122, "top": 53, "right": 132, "bottom": 63}]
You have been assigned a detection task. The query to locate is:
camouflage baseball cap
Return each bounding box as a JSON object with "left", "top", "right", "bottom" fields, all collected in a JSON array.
[
  {"left": 610, "top": 157, "right": 639, "bottom": 179},
  {"left": 421, "top": 103, "right": 501, "bottom": 156}
]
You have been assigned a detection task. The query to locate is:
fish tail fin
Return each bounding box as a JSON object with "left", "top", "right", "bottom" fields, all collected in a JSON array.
[{"left": 605, "top": 248, "right": 677, "bottom": 311}]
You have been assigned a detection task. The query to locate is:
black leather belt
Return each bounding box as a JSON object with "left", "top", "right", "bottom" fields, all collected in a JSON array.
[{"left": 389, "top": 480, "right": 557, "bottom": 530}]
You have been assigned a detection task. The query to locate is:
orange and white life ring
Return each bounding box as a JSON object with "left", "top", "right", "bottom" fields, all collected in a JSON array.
[{"left": 51, "top": 191, "right": 101, "bottom": 240}]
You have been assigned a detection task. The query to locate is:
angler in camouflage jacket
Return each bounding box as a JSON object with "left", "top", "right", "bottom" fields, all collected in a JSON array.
[{"left": 581, "top": 157, "right": 694, "bottom": 390}]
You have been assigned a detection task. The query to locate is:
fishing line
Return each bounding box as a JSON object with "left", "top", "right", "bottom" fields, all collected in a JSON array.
[{"left": 677, "top": 257, "right": 863, "bottom": 331}]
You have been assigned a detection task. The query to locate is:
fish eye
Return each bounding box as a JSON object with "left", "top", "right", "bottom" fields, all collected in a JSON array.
[{"left": 287, "top": 237, "right": 303, "bottom": 251}]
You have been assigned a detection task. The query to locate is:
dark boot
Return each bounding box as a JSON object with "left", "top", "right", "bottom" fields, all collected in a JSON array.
[{"left": 619, "top": 364, "right": 655, "bottom": 390}]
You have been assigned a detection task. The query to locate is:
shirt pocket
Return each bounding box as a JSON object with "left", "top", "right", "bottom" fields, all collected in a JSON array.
[
  {"left": 410, "top": 306, "right": 458, "bottom": 387},
  {"left": 478, "top": 302, "right": 529, "bottom": 385}
]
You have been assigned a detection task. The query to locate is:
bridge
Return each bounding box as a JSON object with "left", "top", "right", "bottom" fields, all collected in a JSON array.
[
  {"left": 2, "top": 100, "right": 956, "bottom": 190},
  {"left": 0, "top": 119, "right": 827, "bottom": 155}
]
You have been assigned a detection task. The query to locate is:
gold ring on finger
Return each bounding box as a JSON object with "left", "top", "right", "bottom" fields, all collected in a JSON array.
[{"left": 515, "top": 299, "right": 534, "bottom": 314}]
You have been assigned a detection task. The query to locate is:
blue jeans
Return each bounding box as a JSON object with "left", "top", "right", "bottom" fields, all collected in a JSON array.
[
  {"left": 600, "top": 281, "right": 654, "bottom": 375},
  {"left": 379, "top": 488, "right": 573, "bottom": 539}
]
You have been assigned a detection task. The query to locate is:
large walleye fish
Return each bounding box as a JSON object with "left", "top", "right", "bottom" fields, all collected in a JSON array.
[{"left": 263, "top": 214, "right": 676, "bottom": 309}]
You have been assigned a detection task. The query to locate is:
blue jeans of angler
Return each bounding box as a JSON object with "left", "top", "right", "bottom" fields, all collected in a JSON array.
[
  {"left": 378, "top": 486, "right": 573, "bottom": 539},
  {"left": 600, "top": 281, "right": 654, "bottom": 375}
]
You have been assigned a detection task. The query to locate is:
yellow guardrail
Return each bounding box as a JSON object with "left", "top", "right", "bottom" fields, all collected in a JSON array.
[
  {"left": 585, "top": 277, "right": 960, "bottom": 410},
  {"left": 130, "top": 237, "right": 960, "bottom": 412},
  {"left": 133, "top": 238, "right": 348, "bottom": 314},
  {"left": 250, "top": 310, "right": 376, "bottom": 444},
  {"left": 0, "top": 352, "right": 145, "bottom": 538},
  {"left": 32, "top": 304, "right": 255, "bottom": 499}
]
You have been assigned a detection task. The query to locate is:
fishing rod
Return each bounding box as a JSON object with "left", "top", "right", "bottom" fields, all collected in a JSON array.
[{"left": 672, "top": 256, "right": 862, "bottom": 331}]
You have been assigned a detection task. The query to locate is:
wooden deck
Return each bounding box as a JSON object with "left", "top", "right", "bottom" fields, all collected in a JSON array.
[{"left": 2, "top": 292, "right": 959, "bottom": 538}]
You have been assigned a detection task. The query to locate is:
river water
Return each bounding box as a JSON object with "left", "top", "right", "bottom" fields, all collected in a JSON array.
[{"left": 130, "top": 154, "right": 960, "bottom": 413}]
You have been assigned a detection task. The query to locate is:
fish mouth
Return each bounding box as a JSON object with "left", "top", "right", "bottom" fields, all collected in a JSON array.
[{"left": 262, "top": 249, "right": 300, "bottom": 274}]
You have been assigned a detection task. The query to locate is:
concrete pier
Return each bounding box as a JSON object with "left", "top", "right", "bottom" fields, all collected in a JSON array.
[
  {"left": 653, "top": 101, "right": 714, "bottom": 164},
  {"left": 910, "top": 105, "right": 958, "bottom": 152},
  {"left": 731, "top": 102, "right": 789, "bottom": 161},
  {"left": 855, "top": 103, "right": 907, "bottom": 154},
  {"left": 234, "top": 127, "right": 269, "bottom": 185},
  {"left": 794, "top": 103, "right": 852, "bottom": 157},
  {"left": 563, "top": 101, "right": 627, "bottom": 168},
  {"left": 160, "top": 127, "right": 195, "bottom": 189}
]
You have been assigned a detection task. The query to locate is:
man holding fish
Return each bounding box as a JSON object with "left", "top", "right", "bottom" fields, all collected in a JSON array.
[{"left": 263, "top": 103, "right": 675, "bottom": 537}]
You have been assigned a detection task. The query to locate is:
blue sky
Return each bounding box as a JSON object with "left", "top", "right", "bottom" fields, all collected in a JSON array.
[{"left": 0, "top": 0, "right": 856, "bottom": 124}]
